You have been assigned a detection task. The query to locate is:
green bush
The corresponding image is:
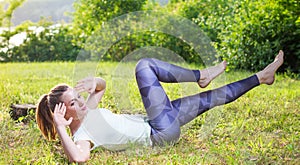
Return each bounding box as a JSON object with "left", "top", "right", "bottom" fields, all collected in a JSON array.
[
  {"left": 72, "top": 0, "right": 147, "bottom": 48},
  {"left": 11, "top": 25, "right": 80, "bottom": 62},
  {"left": 3, "top": 0, "right": 299, "bottom": 73},
  {"left": 218, "top": 0, "right": 300, "bottom": 72},
  {"left": 179, "top": 0, "right": 300, "bottom": 73},
  {"left": 102, "top": 31, "right": 200, "bottom": 63}
]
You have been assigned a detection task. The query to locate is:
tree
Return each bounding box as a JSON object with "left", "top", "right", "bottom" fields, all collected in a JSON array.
[
  {"left": 72, "top": 0, "right": 147, "bottom": 48},
  {"left": 72, "top": 0, "right": 210, "bottom": 63},
  {"left": 0, "top": 0, "right": 26, "bottom": 62}
]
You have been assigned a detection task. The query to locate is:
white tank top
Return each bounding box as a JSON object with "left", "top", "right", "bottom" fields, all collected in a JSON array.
[{"left": 73, "top": 108, "right": 152, "bottom": 151}]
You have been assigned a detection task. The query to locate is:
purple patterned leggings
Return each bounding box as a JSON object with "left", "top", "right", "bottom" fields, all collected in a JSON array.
[{"left": 135, "top": 58, "right": 260, "bottom": 146}]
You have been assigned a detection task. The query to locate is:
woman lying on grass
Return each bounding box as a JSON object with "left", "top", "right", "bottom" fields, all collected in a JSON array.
[{"left": 36, "top": 50, "right": 284, "bottom": 163}]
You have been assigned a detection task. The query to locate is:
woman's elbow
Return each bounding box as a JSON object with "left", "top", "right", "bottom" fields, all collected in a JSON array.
[
  {"left": 70, "top": 157, "right": 89, "bottom": 163},
  {"left": 69, "top": 154, "right": 90, "bottom": 163},
  {"left": 95, "top": 77, "right": 106, "bottom": 91}
]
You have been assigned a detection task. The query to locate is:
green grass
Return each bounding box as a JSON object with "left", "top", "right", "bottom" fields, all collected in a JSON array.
[{"left": 0, "top": 62, "right": 299, "bottom": 164}]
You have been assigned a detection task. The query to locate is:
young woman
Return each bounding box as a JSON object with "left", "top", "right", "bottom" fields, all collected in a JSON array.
[{"left": 36, "top": 50, "right": 284, "bottom": 163}]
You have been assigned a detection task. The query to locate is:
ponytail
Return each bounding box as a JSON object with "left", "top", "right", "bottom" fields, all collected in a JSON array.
[
  {"left": 36, "top": 94, "right": 56, "bottom": 140},
  {"left": 36, "top": 84, "right": 69, "bottom": 140}
]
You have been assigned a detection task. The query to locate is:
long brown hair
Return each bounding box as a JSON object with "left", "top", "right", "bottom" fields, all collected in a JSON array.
[{"left": 36, "top": 84, "right": 69, "bottom": 140}]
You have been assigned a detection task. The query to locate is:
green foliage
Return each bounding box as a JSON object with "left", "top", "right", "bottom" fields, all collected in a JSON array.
[
  {"left": 72, "top": 0, "right": 147, "bottom": 47},
  {"left": 0, "top": 1, "right": 79, "bottom": 62},
  {"left": 6, "top": 25, "right": 81, "bottom": 62},
  {"left": 179, "top": 0, "right": 236, "bottom": 43},
  {"left": 218, "top": 0, "right": 300, "bottom": 72},
  {"left": 1, "top": 0, "right": 26, "bottom": 26},
  {"left": 72, "top": 0, "right": 210, "bottom": 65},
  {"left": 1, "top": 0, "right": 299, "bottom": 73},
  {"left": 102, "top": 31, "right": 200, "bottom": 63},
  {"left": 179, "top": 0, "right": 300, "bottom": 72},
  {"left": 0, "top": 0, "right": 26, "bottom": 61}
]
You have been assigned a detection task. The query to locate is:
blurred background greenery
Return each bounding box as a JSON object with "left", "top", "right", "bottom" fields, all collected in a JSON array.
[{"left": 0, "top": 0, "right": 299, "bottom": 73}]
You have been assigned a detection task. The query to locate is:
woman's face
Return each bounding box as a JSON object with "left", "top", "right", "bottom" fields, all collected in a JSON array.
[{"left": 61, "top": 88, "right": 88, "bottom": 120}]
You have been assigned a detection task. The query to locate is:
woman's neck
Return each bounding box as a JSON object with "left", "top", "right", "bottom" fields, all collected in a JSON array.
[{"left": 69, "top": 119, "right": 82, "bottom": 135}]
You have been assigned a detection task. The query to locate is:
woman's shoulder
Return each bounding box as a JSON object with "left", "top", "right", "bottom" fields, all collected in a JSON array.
[
  {"left": 87, "top": 107, "right": 112, "bottom": 114},
  {"left": 84, "top": 108, "right": 117, "bottom": 121}
]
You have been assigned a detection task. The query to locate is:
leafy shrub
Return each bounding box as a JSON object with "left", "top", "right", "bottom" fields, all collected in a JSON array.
[
  {"left": 11, "top": 25, "right": 81, "bottom": 62},
  {"left": 72, "top": 0, "right": 147, "bottom": 47},
  {"left": 179, "top": 0, "right": 300, "bottom": 73},
  {"left": 102, "top": 31, "right": 200, "bottom": 63},
  {"left": 2, "top": 0, "right": 299, "bottom": 73},
  {"left": 218, "top": 0, "right": 300, "bottom": 72}
]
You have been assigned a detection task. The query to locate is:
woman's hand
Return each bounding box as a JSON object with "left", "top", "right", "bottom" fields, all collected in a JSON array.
[
  {"left": 75, "top": 77, "right": 97, "bottom": 94},
  {"left": 74, "top": 77, "right": 106, "bottom": 109},
  {"left": 53, "top": 102, "right": 91, "bottom": 163},
  {"left": 53, "top": 103, "right": 73, "bottom": 128}
]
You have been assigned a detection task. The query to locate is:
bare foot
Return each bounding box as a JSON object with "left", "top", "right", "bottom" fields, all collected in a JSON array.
[
  {"left": 198, "top": 61, "right": 227, "bottom": 88},
  {"left": 256, "top": 50, "right": 284, "bottom": 85}
]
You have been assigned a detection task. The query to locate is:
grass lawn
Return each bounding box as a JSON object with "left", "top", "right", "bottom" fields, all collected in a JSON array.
[{"left": 0, "top": 62, "right": 299, "bottom": 164}]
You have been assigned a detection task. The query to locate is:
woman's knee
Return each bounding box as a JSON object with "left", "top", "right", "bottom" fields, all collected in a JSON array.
[{"left": 135, "top": 58, "right": 153, "bottom": 73}]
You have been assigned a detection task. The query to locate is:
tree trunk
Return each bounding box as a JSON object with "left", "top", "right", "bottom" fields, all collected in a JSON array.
[{"left": 10, "top": 104, "right": 36, "bottom": 122}]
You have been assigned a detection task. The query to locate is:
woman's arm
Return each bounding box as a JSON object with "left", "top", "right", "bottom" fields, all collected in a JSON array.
[
  {"left": 54, "top": 103, "right": 91, "bottom": 163},
  {"left": 75, "top": 77, "right": 106, "bottom": 109},
  {"left": 56, "top": 126, "right": 91, "bottom": 162},
  {"left": 86, "top": 77, "right": 106, "bottom": 109}
]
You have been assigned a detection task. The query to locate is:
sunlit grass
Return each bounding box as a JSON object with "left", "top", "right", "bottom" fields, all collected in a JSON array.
[{"left": 0, "top": 62, "right": 299, "bottom": 164}]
